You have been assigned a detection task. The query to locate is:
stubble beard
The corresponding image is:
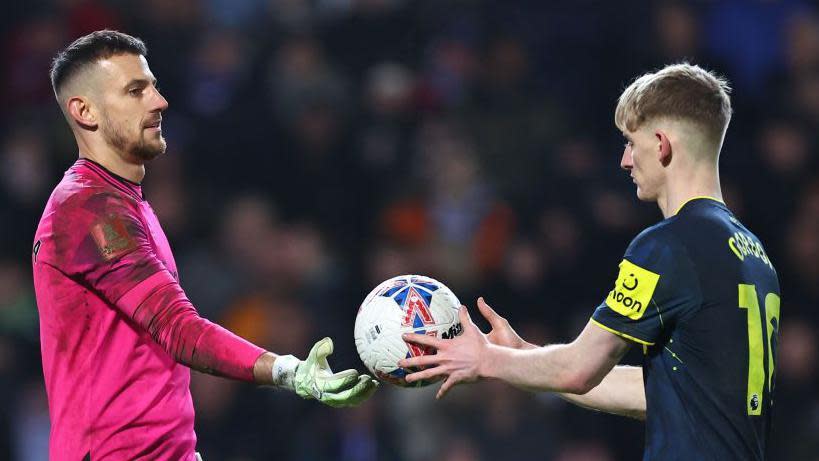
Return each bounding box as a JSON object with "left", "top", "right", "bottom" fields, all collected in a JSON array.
[{"left": 101, "top": 119, "right": 166, "bottom": 162}]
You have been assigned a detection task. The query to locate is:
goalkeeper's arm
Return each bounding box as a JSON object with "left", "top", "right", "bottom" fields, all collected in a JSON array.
[{"left": 118, "top": 270, "right": 377, "bottom": 407}]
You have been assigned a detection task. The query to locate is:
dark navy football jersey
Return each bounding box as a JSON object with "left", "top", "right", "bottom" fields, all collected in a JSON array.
[{"left": 592, "top": 197, "right": 780, "bottom": 460}]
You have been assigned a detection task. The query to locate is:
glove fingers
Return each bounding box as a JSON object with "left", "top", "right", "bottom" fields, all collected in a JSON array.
[
  {"left": 318, "top": 368, "right": 360, "bottom": 393},
  {"left": 348, "top": 376, "right": 379, "bottom": 406},
  {"left": 308, "top": 337, "right": 334, "bottom": 371},
  {"left": 320, "top": 375, "right": 379, "bottom": 408},
  {"left": 342, "top": 376, "right": 379, "bottom": 407},
  {"left": 308, "top": 337, "right": 334, "bottom": 361},
  {"left": 299, "top": 338, "right": 379, "bottom": 407}
]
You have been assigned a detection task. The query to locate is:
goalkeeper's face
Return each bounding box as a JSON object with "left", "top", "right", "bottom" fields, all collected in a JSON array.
[
  {"left": 93, "top": 54, "right": 169, "bottom": 162},
  {"left": 620, "top": 126, "right": 666, "bottom": 202}
]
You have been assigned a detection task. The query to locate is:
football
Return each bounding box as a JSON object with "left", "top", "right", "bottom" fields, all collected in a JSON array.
[{"left": 354, "top": 275, "right": 463, "bottom": 387}]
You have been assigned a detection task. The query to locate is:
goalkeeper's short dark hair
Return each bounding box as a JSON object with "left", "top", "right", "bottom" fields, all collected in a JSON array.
[{"left": 50, "top": 30, "right": 147, "bottom": 97}]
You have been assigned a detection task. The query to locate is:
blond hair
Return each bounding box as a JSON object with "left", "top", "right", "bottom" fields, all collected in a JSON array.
[{"left": 615, "top": 63, "right": 732, "bottom": 144}]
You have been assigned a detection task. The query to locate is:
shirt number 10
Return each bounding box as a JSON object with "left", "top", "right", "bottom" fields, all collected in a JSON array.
[{"left": 738, "top": 284, "right": 780, "bottom": 416}]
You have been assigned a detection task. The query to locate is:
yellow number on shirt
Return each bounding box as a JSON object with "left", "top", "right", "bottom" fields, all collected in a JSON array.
[{"left": 738, "top": 284, "right": 780, "bottom": 416}]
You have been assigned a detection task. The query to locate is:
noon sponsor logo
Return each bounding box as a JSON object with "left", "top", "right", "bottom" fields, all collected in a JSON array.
[
  {"left": 605, "top": 259, "right": 660, "bottom": 320},
  {"left": 608, "top": 286, "right": 644, "bottom": 315}
]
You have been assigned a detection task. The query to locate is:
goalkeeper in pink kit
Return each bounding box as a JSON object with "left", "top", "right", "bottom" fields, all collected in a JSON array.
[{"left": 33, "top": 30, "right": 378, "bottom": 461}]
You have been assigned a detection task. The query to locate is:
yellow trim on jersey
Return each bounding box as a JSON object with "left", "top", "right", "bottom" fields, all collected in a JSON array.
[
  {"left": 591, "top": 319, "right": 655, "bottom": 346},
  {"left": 673, "top": 195, "right": 724, "bottom": 216}
]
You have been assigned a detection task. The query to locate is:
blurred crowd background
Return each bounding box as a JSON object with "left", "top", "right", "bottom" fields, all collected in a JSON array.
[{"left": 2, "top": 0, "right": 819, "bottom": 460}]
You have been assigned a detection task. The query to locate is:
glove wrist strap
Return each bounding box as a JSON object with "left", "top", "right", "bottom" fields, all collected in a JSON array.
[{"left": 271, "top": 354, "right": 300, "bottom": 391}]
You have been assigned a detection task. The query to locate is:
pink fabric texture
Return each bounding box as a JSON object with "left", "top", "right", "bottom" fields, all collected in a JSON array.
[{"left": 33, "top": 159, "right": 265, "bottom": 460}]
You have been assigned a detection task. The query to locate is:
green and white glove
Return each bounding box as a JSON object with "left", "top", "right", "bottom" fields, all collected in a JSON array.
[{"left": 272, "top": 337, "right": 378, "bottom": 408}]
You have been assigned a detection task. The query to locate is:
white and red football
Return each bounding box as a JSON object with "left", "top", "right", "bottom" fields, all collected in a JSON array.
[{"left": 354, "top": 275, "right": 463, "bottom": 387}]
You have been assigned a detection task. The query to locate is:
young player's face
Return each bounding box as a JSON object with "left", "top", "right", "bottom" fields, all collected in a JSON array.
[
  {"left": 620, "top": 127, "right": 665, "bottom": 201},
  {"left": 95, "top": 53, "right": 169, "bottom": 161}
]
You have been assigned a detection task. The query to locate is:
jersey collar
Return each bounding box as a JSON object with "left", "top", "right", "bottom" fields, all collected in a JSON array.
[
  {"left": 673, "top": 196, "right": 725, "bottom": 216},
  {"left": 76, "top": 158, "right": 144, "bottom": 201}
]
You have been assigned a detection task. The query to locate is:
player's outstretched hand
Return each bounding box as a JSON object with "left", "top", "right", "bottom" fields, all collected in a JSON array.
[
  {"left": 477, "top": 297, "right": 534, "bottom": 350},
  {"left": 399, "top": 306, "right": 489, "bottom": 399},
  {"left": 281, "top": 337, "right": 379, "bottom": 408}
]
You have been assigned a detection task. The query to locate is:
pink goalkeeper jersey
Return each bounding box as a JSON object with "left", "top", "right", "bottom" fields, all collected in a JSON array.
[{"left": 33, "top": 159, "right": 264, "bottom": 460}]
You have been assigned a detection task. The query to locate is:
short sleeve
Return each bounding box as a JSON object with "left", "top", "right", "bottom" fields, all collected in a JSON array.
[{"left": 591, "top": 225, "right": 701, "bottom": 345}]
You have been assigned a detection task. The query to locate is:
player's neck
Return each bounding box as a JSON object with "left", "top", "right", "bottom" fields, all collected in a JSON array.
[
  {"left": 658, "top": 167, "right": 722, "bottom": 218},
  {"left": 77, "top": 138, "right": 146, "bottom": 183}
]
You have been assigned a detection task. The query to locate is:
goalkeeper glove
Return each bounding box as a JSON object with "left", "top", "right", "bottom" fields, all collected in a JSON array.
[{"left": 271, "top": 337, "right": 378, "bottom": 407}]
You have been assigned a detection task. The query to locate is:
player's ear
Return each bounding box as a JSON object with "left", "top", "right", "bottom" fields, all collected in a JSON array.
[
  {"left": 67, "top": 96, "right": 98, "bottom": 130},
  {"left": 655, "top": 129, "right": 672, "bottom": 167}
]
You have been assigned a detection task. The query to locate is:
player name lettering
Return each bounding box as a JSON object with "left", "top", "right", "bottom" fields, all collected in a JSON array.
[{"left": 728, "top": 232, "right": 773, "bottom": 270}]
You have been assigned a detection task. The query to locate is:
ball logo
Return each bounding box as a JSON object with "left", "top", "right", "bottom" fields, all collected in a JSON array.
[
  {"left": 406, "top": 332, "right": 437, "bottom": 358},
  {"left": 606, "top": 259, "right": 660, "bottom": 320},
  {"left": 401, "top": 287, "right": 435, "bottom": 327},
  {"left": 441, "top": 322, "right": 463, "bottom": 339}
]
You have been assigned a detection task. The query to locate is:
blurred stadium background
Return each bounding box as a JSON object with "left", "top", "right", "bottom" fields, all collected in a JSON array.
[{"left": 2, "top": 1, "right": 819, "bottom": 460}]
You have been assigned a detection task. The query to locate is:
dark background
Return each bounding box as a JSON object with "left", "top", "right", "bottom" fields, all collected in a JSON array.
[{"left": 1, "top": 1, "right": 818, "bottom": 460}]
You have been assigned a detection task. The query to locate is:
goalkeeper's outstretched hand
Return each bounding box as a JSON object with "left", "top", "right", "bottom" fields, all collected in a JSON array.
[{"left": 273, "top": 337, "right": 378, "bottom": 408}]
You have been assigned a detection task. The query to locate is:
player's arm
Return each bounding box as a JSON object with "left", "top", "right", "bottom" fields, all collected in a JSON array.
[
  {"left": 121, "top": 277, "right": 376, "bottom": 407},
  {"left": 558, "top": 365, "right": 645, "bottom": 420},
  {"left": 481, "top": 319, "right": 631, "bottom": 395},
  {"left": 399, "top": 307, "right": 631, "bottom": 399},
  {"left": 61, "top": 192, "right": 376, "bottom": 407},
  {"left": 482, "top": 334, "right": 646, "bottom": 421},
  {"left": 474, "top": 298, "right": 645, "bottom": 419}
]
